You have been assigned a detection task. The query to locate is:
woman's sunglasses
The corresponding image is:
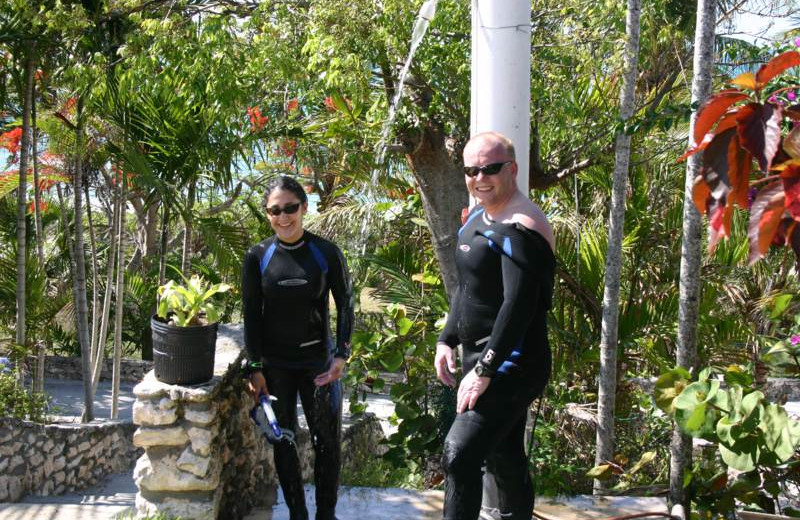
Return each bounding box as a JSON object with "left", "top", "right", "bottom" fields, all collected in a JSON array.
[
  {"left": 463, "top": 161, "right": 512, "bottom": 177},
  {"left": 266, "top": 202, "right": 301, "bottom": 216}
]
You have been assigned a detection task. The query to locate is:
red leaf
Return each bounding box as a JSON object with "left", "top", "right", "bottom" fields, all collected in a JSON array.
[
  {"left": 693, "top": 90, "right": 749, "bottom": 146},
  {"left": 756, "top": 51, "right": 800, "bottom": 89},
  {"left": 728, "top": 134, "right": 752, "bottom": 209},
  {"left": 701, "top": 127, "right": 736, "bottom": 202},
  {"left": 737, "top": 103, "right": 782, "bottom": 172},
  {"left": 774, "top": 218, "right": 796, "bottom": 246},
  {"left": 708, "top": 197, "right": 734, "bottom": 252},
  {"left": 748, "top": 181, "right": 785, "bottom": 264},
  {"left": 781, "top": 164, "right": 800, "bottom": 220},
  {"left": 785, "top": 104, "right": 800, "bottom": 121},
  {"left": 784, "top": 126, "right": 800, "bottom": 159},
  {"left": 788, "top": 221, "right": 800, "bottom": 267},
  {"left": 679, "top": 111, "right": 739, "bottom": 162},
  {"left": 692, "top": 174, "right": 711, "bottom": 215}
]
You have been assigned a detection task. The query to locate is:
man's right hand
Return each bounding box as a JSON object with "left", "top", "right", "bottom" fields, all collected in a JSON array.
[
  {"left": 247, "top": 371, "right": 269, "bottom": 403},
  {"left": 434, "top": 343, "right": 457, "bottom": 387}
]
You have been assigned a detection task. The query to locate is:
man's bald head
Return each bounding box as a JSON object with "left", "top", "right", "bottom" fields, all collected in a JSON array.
[{"left": 464, "top": 131, "right": 515, "bottom": 161}]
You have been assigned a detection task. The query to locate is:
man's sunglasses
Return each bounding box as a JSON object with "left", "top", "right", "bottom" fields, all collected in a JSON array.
[
  {"left": 266, "top": 202, "right": 301, "bottom": 217},
  {"left": 463, "top": 161, "right": 512, "bottom": 177}
]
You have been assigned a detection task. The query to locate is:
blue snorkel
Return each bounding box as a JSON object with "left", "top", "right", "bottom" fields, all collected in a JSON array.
[{"left": 251, "top": 393, "right": 294, "bottom": 445}]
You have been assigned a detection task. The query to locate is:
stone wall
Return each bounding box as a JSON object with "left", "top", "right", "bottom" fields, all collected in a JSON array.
[
  {"left": 132, "top": 324, "right": 386, "bottom": 520},
  {"left": 0, "top": 418, "right": 139, "bottom": 502},
  {"left": 26, "top": 355, "right": 152, "bottom": 383}
]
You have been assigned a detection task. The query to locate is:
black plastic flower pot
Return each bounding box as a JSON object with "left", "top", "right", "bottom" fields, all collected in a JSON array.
[{"left": 151, "top": 316, "right": 218, "bottom": 385}]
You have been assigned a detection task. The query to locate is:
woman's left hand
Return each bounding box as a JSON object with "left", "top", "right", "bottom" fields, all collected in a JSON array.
[{"left": 314, "top": 357, "right": 346, "bottom": 387}]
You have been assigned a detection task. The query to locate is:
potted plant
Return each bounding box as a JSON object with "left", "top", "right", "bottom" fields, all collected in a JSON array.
[{"left": 151, "top": 275, "right": 231, "bottom": 385}]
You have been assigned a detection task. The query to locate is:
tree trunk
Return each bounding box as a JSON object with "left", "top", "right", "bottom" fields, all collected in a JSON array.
[
  {"left": 91, "top": 181, "right": 120, "bottom": 396},
  {"left": 111, "top": 170, "right": 127, "bottom": 419},
  {"left": 72, "top": 99, "right": 94, "bottom": 423},
  {"left": 404, "top": 121, "right": 467, "bottom": 300},
  {"left": 181, "top": 181, "right": 196, "bottom": 275},
  {"left": 15, "top": 45, "right": 35, "bottom": 385},
  {"left": 85, "top": 181, "right": 103, "bottom": 394},
  {"left": 31, "top": 75, "right": 46, "bottom": 394},
  {"left": 670, "top": 0, "right": 715, "bottom": 511},
  {"left": 594, "top": 0, "right": 641, "bottom": 493},
  {"left": 159, "top": 204, "right": 169, "bottom": 286}
]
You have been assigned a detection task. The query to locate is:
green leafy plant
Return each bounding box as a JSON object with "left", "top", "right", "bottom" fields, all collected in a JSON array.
[
  {"left": 347, "top": 303, "right": 444, "bottom": 465},
  {"left": 0, "top": 358, "right": 48, "bottom": 423},
  {"left": 156, "top": 275, "right": 230, "bottom": 327},
  {"left": 658, "top": 365, "right": 800, "bottom": 472},
  {"left": 656, "top": 364, "right": 800, "bottom": 515},
  {"left": 761, "top": 309, "right": 800, "bottom": 377}
]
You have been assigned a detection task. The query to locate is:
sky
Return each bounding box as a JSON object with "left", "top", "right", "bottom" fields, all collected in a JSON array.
[{"left": 721, "top": 2, "right": 797, "bottom": 46}]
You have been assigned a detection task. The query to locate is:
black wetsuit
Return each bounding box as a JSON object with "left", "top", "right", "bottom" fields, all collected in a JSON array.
[
  {"left": 438, "top": 207, "right": 555, "bottom": 520},
  {"left": 242, "top": 230, "right": 354, "bottom": 520}
]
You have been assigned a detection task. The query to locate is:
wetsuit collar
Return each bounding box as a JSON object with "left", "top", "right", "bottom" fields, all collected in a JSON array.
[{"left": 277, "top": 232, "right": 307, "bottom": 250}]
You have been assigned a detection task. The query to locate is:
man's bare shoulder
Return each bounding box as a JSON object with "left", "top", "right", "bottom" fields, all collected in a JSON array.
[{"left": 504, "top": 197, "right": 555, "bottom": 251}]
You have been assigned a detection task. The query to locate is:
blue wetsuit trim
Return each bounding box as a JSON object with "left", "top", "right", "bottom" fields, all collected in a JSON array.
[
  {"left": 260, "top": 243, "right": 277, "bottom": 275},
  {"left": 458, "top": 208, "right": 484, "bottom": 236},
  {"left": 308, "top": 241, "right": 329, "bottom": 274},
  {"left": 503, "top": 236, "right": 512, "bottom": 257}
]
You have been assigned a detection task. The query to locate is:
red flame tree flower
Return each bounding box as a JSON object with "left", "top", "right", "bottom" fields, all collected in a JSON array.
[
  {"left": 247, "top": 106, "right": 269, "bottom": 132},
  {"left": 682, "top": 50, "right": 800, "bottom": 264},
  {"left": 0, "top": 128, "right": 23, "bottom": 156}
]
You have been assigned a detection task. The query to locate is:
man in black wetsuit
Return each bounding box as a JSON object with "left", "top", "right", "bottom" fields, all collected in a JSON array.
[
  {"left": 434, "top": 131, "right": 555, "bottom": 520},
  {"left": 242, "top": 176, "right": 354, "bottom": 520}
]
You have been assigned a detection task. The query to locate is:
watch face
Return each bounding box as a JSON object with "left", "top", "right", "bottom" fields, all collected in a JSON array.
[{"left": 475, "top": 364, "right": 487, "bottom": 377}]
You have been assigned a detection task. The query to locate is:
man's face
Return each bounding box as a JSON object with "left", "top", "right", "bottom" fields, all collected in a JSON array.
[{"left": 463, "top": 138, "right": 517, "bottom": 211}]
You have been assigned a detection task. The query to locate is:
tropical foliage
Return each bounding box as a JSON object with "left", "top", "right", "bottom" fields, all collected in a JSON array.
[{"left": 0, "top": 0, "right": 799, "bottom": 511}]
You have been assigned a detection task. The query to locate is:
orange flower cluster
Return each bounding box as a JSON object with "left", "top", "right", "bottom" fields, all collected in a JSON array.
[
  {"left": 286, "top": 98, "right": 299, "bottom": 113},
  {"left": 279, "top": 138, "right": 297, "bottom": 157},
  {"left": 0, "top": 128, "right": 23, "bottom": 154},
  {"left": 247, "top": 106, "right": 269, "bottom": 132},
  {"left": 27, "top": 200, "right": 49, "bottom": 214}
]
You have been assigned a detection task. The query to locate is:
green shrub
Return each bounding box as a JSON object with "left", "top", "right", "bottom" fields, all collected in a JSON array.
[{"left": 0, "top": 372, "right": 48, "bottom": 423}]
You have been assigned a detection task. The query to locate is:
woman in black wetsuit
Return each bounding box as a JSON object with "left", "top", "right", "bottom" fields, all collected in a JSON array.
[{"left": 242, "top": 175, "right": 354, "bottom": 520}]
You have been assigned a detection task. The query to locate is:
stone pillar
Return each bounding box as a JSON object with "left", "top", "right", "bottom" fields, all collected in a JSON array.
[
  {"left": 131, "top": 325, "right": 275, "bottom": 520},
  {"left": 130, "top": 324, "right": 389, "bottom": 520}
]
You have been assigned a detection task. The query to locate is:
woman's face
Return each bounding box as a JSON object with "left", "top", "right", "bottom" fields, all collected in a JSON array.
[{"left": 265, "top": 188, "right": 306, "bottom": 243}]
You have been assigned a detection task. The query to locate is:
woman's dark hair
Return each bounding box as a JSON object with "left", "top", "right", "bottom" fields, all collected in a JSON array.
[{"left": 263, "top": 175, "right": 308, "bottom": 206}]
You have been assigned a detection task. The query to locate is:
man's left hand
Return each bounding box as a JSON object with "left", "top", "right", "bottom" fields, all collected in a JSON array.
[
  {"left": 314, "top": 357, "right": 346, "bottom": 387},
  {"left": 456, "top": 368, "right": 491, "bottom": 413}
]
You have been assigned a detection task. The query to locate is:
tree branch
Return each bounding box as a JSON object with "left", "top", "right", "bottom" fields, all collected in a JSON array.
[{"left": 203, "top": 182, "right": 242, "bottom": 216}]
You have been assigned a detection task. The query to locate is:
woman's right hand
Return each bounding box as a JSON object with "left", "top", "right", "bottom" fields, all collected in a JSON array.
[{"left": 247, "top": 371, "right": 269, "bottom": 403}]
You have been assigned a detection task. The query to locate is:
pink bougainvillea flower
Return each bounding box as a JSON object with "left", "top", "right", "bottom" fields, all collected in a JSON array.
[
  {"left": 791, "top": 334, "right": 800, "bottom": 345},
  {"left": 769, "top": 95, "right": 779, "bottom": 104},
  {"left": 789, "top": 91, "right": 797, "bottom": 101},
  {"left": 795, "top": 36, "right": 800, "bottom": 47}
]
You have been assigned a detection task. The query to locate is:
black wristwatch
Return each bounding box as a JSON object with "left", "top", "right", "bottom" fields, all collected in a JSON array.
[{"left": 474, "top": 362, "right": 495, "bottom": 378}]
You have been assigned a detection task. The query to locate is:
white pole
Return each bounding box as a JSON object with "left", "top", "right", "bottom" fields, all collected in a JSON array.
[
  {"left": 471, "top": 1, "right": 532, "bottom": 515},
  {"left": 471, "top": 0, "right": 531, "bottom": 195}
]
